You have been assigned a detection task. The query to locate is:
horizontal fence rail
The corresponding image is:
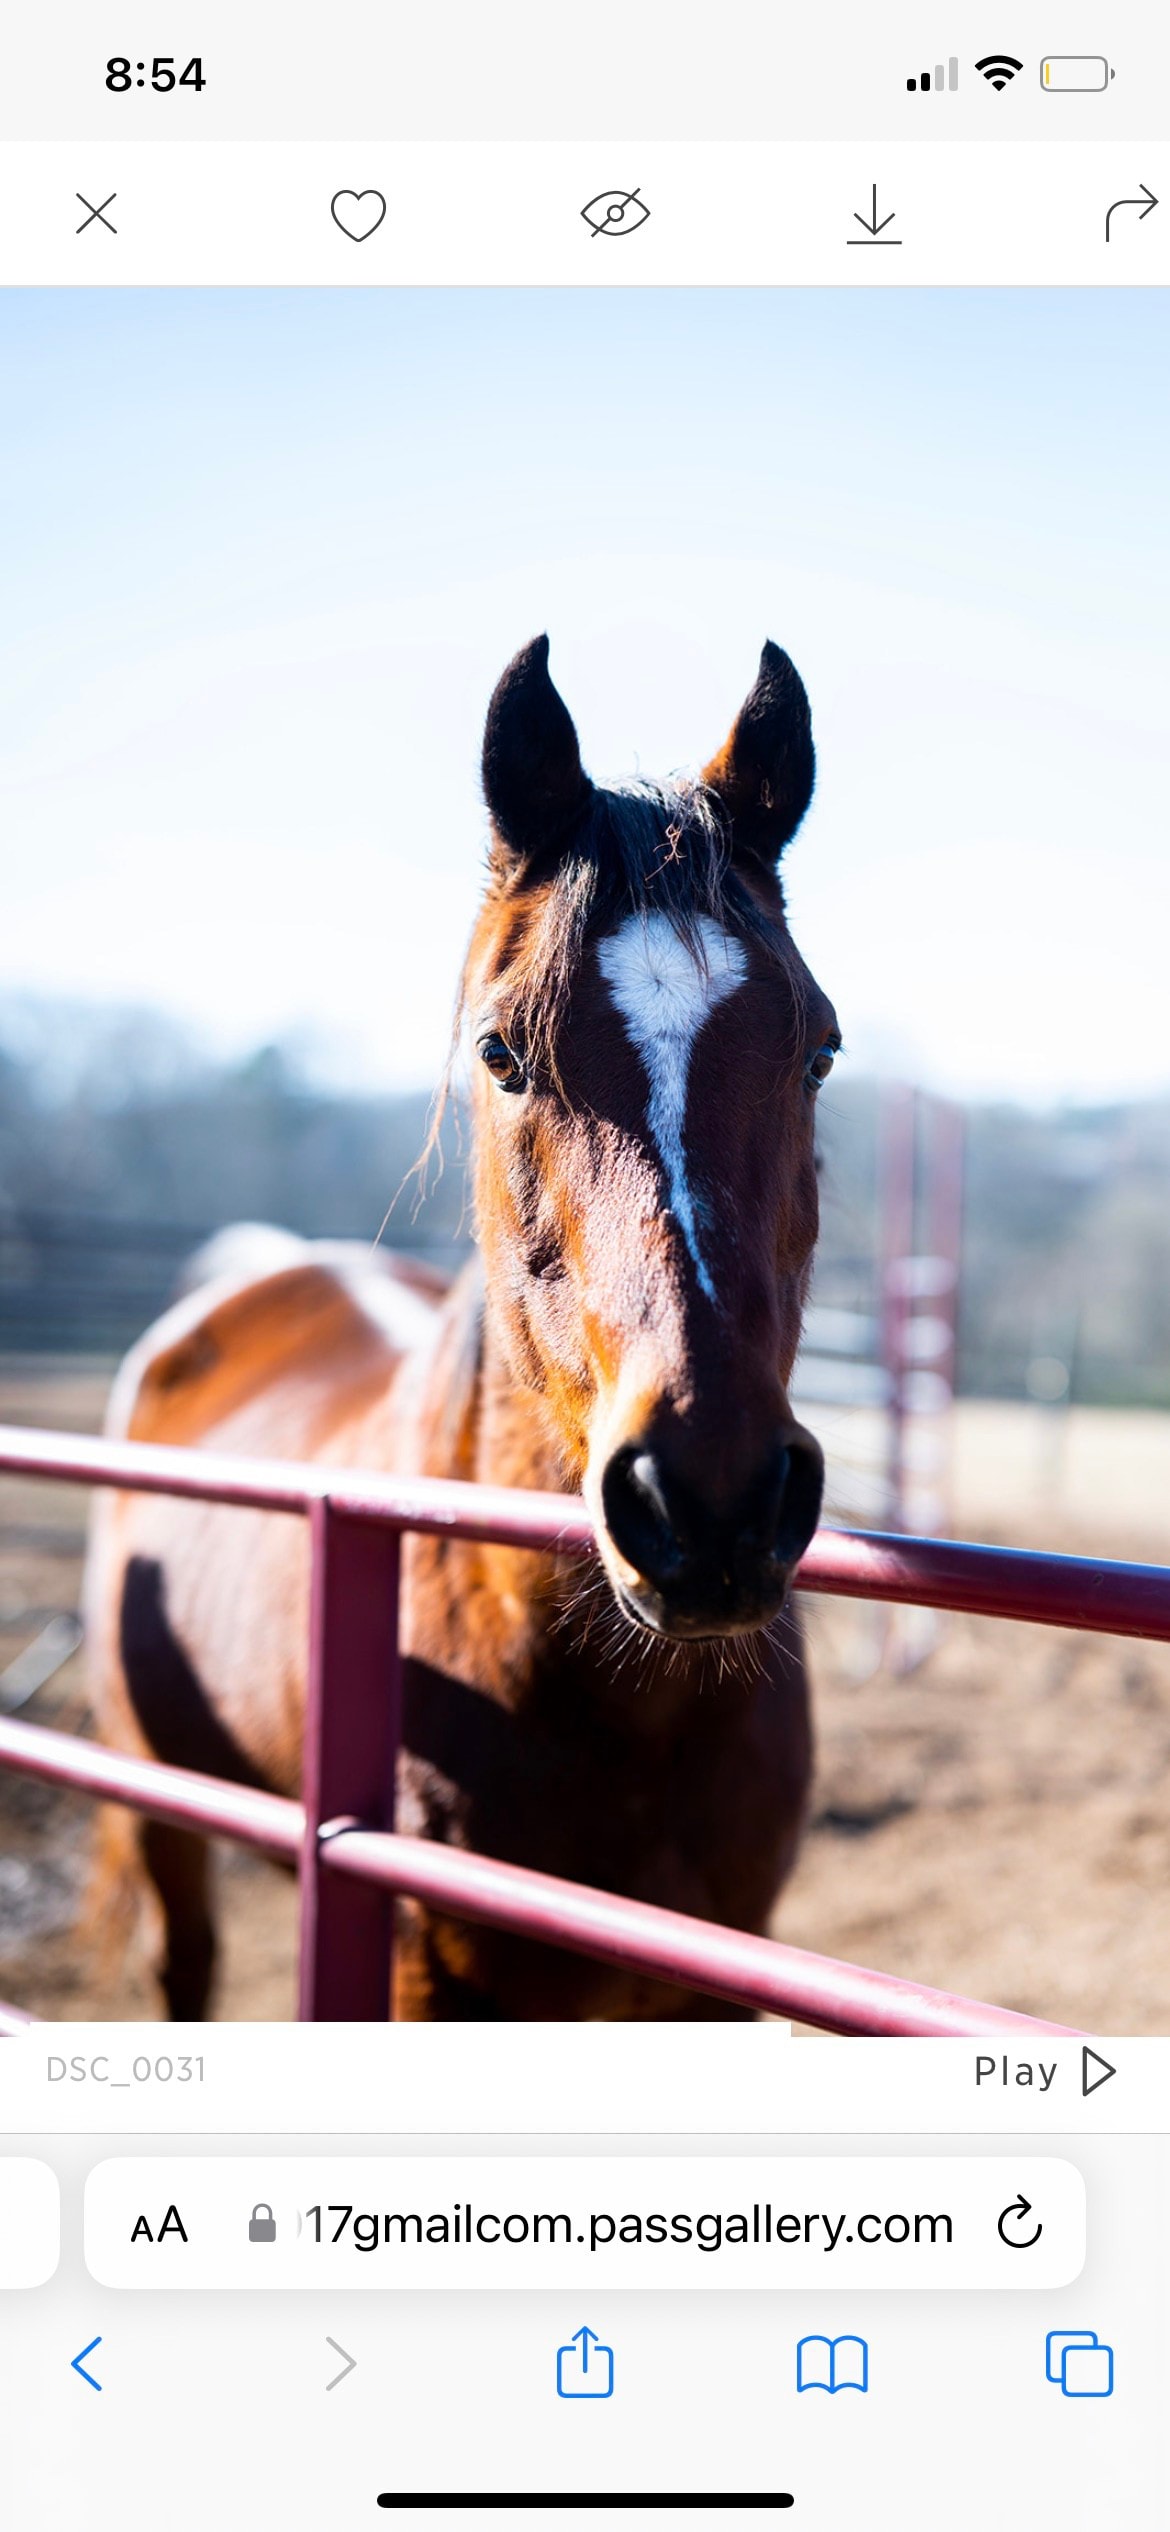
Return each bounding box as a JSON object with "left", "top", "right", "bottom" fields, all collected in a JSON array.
[
  {"left": 5, "top": 1417, "right": 1168, "bottom": 2033},
  {"left": 0, "top": 1712, "right": 1077, "bottom": 2039},
  {"left": 4, "top": 1420, "right": 1170, "bottom": 1638}
]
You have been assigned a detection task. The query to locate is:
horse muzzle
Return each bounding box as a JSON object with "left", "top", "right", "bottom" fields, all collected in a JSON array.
[{"left": 596, "top": 1426, "right": 825, "bottom": 1639}]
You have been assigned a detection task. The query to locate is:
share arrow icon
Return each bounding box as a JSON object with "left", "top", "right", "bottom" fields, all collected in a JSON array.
[
  {"left": 1105, "top": 182, "right": 1158, "bottom": 242},
  {"left": 556, "top": 2325, "right": 615, "bottom": 2399}
]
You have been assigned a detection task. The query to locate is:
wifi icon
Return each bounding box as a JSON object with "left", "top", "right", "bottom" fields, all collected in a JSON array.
[{"left": 976, "top": 53, "right": 1023, "bottom": 88}]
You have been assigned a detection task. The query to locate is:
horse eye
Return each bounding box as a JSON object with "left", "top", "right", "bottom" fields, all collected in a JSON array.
[
  {"left": 805, "top": 1040, "right": 837, "bottom": 1091},
  {"left": 478, "top": 1032, "right": 528, "bottom": 1093}
]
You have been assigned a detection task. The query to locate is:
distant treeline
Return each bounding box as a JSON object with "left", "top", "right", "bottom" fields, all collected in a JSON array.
[
  {"left": 0, "top": 1010, "right": 463, "bottom": 1354},
  {"left": 815, "top": 1084, "right": 1170, "bottom": 1409},
  {"left": 1, "top": 1003, "right": 1168, "bottom": 1404}
]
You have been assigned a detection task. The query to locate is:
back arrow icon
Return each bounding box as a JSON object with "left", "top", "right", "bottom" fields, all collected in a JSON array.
[
  {"left": 71, "top": 2336, "right": 102, "bottom": 2390},
  {"left": 325, "top": 2336, "right": 356, "bottom": 2391},
  {"left": 1105, "top": 182, "right": 1158, "bottom": 241}
]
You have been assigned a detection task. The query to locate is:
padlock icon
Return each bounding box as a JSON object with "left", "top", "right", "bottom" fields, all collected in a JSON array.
[{"left": 248, "top": 2201, "right": 276, "bottom": 2244}]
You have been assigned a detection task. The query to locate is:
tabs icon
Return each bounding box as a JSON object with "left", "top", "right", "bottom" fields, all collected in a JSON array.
[{"left": 1046, "top": 2330, "right": 1114, "bottom": 2397}]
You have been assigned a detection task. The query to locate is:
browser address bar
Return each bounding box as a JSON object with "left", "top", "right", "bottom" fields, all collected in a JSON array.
[{"left": 83, "top": 2154, "right": 1086, "bottom": 2289}]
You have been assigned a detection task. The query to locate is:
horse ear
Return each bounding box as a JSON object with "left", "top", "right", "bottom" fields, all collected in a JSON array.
[
  {"left": 482, "top": 635, "right": 594, "bottom": 873},
  {"left": 701, "top": 641, "right": 815, "bottom": 866}
]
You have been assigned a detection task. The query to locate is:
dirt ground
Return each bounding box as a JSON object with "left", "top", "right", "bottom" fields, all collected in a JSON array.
[{"left": 1, "top": 1364, "right": 1167, "bottom": 2029}]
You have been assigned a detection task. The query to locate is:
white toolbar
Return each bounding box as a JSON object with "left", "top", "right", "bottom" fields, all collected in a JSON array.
[{"left": 0, "top": 144, "right": 1165, "bottom": 285}]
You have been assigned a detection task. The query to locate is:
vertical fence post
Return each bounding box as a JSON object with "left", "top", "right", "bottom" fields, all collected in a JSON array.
[
  {"left": 298, "top": 1497, "right": 403, "bottom": 2021},
  {"left": 926, "top": 1098, "right": 965, "bottom": 1400},
  {"left": 880, "top": 1084, "right": 918, "bottom": 1532}
]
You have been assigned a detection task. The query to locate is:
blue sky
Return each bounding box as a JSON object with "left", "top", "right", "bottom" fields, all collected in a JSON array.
[{"left": 0, "top": 287, "right": 1166, "bottom": 1100}]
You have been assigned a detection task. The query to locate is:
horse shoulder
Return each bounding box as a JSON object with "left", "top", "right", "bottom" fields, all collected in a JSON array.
[
  {"left": 87, "top": 1254, "right": 444, "bottom": 1796},
  {"left": 106, "top": 1255, "right": 440, "bottom": 1457}
]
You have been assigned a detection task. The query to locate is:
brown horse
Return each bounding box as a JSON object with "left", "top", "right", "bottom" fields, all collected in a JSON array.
[{"left": 85, "top": 636, "right": 840, "bottom": 2019}]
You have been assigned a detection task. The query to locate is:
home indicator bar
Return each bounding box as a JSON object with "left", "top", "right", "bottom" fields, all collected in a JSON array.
[{"left": 375, "top": 2502, "right": 796, "bottom": 2515}]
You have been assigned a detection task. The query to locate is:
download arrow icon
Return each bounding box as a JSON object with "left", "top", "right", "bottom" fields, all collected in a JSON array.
[{"left": 848, "top": 184, "right": 902, "bottom": 245}]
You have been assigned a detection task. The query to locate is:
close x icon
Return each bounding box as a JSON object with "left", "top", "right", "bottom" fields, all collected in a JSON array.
[{"left": 76, "top": 191, "right": 117, "bottom": 234}]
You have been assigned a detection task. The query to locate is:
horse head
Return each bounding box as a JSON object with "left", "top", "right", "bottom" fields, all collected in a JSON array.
[{"left": 466, "top": 635, "right": 836, "bottom": 1642}]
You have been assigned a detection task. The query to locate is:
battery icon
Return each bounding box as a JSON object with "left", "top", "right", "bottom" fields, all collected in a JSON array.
[{"left": 1040, "top": 56, "right": 1115, "bottom": 91}]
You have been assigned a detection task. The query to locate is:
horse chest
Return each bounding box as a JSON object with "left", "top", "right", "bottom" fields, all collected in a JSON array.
[
  {"left": 398, "top": 1609, "right": 811, "bottom": 2019},
  {"left": 396, "top": 1438, "right": 813, "bottom": 2017}
]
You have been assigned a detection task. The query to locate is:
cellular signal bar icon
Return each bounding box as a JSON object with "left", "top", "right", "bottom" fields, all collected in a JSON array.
[{"left": 907, "top": 58, "right": 959, "bottom": 92}]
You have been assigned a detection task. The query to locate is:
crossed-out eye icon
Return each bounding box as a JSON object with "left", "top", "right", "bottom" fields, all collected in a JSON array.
[{"left": 580, "top": 187, "right": 650, "bottom": 238}]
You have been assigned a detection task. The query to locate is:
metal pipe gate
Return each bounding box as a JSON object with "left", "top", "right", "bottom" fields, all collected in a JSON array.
[{"left": 4, "top": 1422, "right": 1169, "bottom": 2034}]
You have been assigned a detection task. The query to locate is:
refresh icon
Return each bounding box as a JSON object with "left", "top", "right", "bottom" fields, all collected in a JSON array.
[{"left": 998, "top": 2194, "right": 1043, "bottom": 2249}]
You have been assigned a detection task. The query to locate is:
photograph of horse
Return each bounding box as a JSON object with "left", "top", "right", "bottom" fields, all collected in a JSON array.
[{"left": 83, "top": 634, "right": 839, "bottom": 2020}]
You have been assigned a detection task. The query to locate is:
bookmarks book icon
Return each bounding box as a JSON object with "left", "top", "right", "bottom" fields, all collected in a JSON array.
[{"left": 797, "top": 2334, "right": 869, "bottom": 2393}]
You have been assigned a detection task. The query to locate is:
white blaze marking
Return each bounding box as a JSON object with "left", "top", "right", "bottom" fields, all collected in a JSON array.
[{"left": 597, "top": 911, "right": 747, "bottom": 1303}]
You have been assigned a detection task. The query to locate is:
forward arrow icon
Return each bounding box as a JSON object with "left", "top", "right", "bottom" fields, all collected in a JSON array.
[{"left": 325, "top": 2336, "right": 357, "bottom": 2391}]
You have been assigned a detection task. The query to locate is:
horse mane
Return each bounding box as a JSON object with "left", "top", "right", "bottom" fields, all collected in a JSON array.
[{"left": 403, "top": 777, "right": 792, "bottom": 1223}]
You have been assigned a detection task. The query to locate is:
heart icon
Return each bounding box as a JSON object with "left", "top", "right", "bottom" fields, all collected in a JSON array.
[{"left": 330, "top": 189, "right": 387, "bottom": 243}]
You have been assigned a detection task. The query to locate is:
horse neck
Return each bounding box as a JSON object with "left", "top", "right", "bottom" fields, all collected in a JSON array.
[
  {"left": 410, "top": 1263, "right": 730, "bottom": 1731},
  {"left": 413, "top": 1259, "right": 571, "bottom": 1496}
]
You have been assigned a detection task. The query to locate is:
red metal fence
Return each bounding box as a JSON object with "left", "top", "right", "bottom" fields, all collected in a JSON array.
[
  {"left": 4, "top": 1421, "right": 1170, "bottom": 2035},
  {"left": 796, "top": 1088, "right": 964, "bottom": 1539}
]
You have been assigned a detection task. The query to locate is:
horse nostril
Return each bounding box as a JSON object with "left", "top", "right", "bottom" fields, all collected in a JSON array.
[
  {"left": 730, "top": 1437, "right": 822, "bottom": 1574},
  {"left": 600, "top": 1446, "right": 688, "bottom": 1589},
  {"left": 769, "top": 1435, "right": 824, "bottom": 1567},
  {"left": 629, "top": 1451, "right": 673, "bottom": 1531},
  {"left": 601, "top": 1432, "right": 824, "bottom": 1604}
]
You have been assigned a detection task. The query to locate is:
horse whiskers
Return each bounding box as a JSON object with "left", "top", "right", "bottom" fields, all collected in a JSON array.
[
  {"left": 548, "top": 1559, "right": 780, "bottom": 1698},
  {"left": 759, "top": 1601, "right": 804, "bottom": 1671},
  {"left": 548, "top": 1563, "right": 611, "bottom": 1645}
]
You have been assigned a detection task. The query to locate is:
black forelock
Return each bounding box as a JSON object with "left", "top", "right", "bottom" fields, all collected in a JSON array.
[{"left": 493, "top": 780, "right": 788, "bottom": 1072}]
